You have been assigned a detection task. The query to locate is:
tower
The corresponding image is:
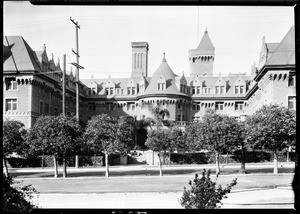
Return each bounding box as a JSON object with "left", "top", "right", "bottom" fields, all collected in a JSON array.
[
  {"left": 131, "top": 42, "right": 149, "bottom": 78},
  {"left": 189, "top": 29, "right": 215, "bottom": 77}
]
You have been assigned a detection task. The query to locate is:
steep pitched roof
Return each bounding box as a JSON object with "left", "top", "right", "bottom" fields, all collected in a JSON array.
[
  {"left": 189, "top": 30, "right": 215, "bottom": 56},
  {"left": 265, "top": 26, "right": 295, "bottom": 66},
  {"left": 140, "top": 55, "right": 186, "bottom": 97},
  {"left": 3, "top": 36, "right": 41, "bottom": 73}
]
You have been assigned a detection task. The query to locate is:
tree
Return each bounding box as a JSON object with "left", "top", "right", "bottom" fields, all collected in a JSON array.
[
  {"left": 180, "top": 169, "right": 237, "bottom": 209},
  {"left": 145, "top": 103, "right": 170, "bottom": 129},
  {"left": 26, "top": 114, "right": 83, "bottom": 178},
  {"left": 247, "top": 104, "right": 296, "bottom": 174},
  {"left": 186, "top": 109, "right": 239, "bottom": 175},
  {"left": 3, "top": 173, "right": 38, "bottom": 212},
  {"left": 145, "top": 129, "right": 171, "bottom": 176},
  {"left": 84, "top": 114, "right": 134, "bottom": 177},
  {"left": 167, "top": 125, "right": 187, "bottom": 165},
  {"left": 3, "top": 120, "right": 27, "bottom": 177}
]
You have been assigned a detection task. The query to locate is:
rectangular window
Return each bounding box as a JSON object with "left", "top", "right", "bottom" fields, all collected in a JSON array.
[
  {"left": 192, "top": 104, "right": 196, "bottom": 111},
  {"left": 220, "top": 86, "right": 225, "bottom": 94},
  {"left": 235, "top": 86, "right": 239, "bottom": 94},
  {"left": 54, "top": 108, "right": 58, "bottom": 116},
  {"left": 5, "top": 99, "right": 17, "bottom": 111},
  {"left": 45, "top": 103, "right": 49, "bottom": 115},
  {"left": 161, "top": 83, "right": 165, "bottom": 90},
  {"left": 105, "top": 88, "right": 109, "bottom": 95},
  {"left": 288, "top": 75, "right": 295, "bottom": 87},
  {"left": 235, "top": 102, "right": 244, "bottom": 111},
  {"left": 110, "top": 87, "right": 113, "bottom": 95},
  {"left": 215, "top": 102, "right": 224, "bottom": 111},
  {"left": 88, "top": 103, "right": 96, "bottom": 111},
  {"left": 132, "top": 87, "right": 135, "bottom": 95},
  {"left": 127, "top": 102, "right": 134, "bottom": 111},
  {"left": 127, "top": 87, "right": 131, "bottom": 95},
  {"left": 288, "top": 96, "right": 296, "bottom": 110},
  {"left": 158, "top": 83, "right": 161, "bottom": 90},
  {"left": 6, "top": 81, "right": 18, "bottom": 91},
  {"left": 215, "top": 86, "right": 220, "bottom": 94},
  {"left": 240, "top": 86, "right": 244, "bottom": 94},
  {"left": 177, "top": 115, "right": 181, "bottom": 121},
  {"left": 192, "top": 87, "right": 195, "bottom": 94},
  {"left": 39, "top": 101, "right": 43, "bottom": 115},
  {"left": 197, "top": 86, "right": 201, "bottom": 94}
]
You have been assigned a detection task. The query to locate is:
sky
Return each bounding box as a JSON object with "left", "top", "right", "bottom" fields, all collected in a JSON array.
[{"left": 4, "top": 2, "right": 295, "bottom": 80}]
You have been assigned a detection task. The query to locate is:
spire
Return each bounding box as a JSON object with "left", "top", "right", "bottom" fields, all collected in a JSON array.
[
  {"left": 51, "top": 53, "right": 54, "bottom": 61},
  {"left": 43, "top": 44, "right": 46, "bottom": 52},
  {"left": 162, "top": 51, "right": 166, "bottom": 62}
]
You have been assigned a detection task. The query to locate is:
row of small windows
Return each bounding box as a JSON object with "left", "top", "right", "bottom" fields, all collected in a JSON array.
[
  {"left": 191, "top": 102, "right": 245, "bottom": 111},
  {"left": 87, "top": 102, "right": 137, "bottom": 112}
]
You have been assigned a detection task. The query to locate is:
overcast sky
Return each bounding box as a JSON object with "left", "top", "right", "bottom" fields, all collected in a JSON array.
[{"left": 4, "top": 2, "right": 294, "bottom": 79}]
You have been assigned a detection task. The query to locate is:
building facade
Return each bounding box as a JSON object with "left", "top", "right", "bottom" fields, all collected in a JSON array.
[{"left": 3, "top": 26, "right": 296, "bottom": 131}]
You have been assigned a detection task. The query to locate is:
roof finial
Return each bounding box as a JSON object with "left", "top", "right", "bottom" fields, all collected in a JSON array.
[
  {"left": 162, "top": 51, "right": 166, "bottom": 62},
  {"left": 43, "top": 44, "right": 46, "bottom": 52}
]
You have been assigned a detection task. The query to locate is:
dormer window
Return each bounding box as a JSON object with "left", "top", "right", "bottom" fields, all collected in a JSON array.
[
  {"left": 235, "top": 85, "right": 245, "bottom": 94},
  {"left": 158, "top": 83, "right": 165, "bottom": 90}
]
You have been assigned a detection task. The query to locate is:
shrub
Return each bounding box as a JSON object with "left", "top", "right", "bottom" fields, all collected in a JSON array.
[
  {"left": 171, "top": 153, "right": 208, "bottom": 164},
  {"left": 3, "top": 173, "right": 38, "bottom": 212},
  {"left": 180, "top": 169, "right": 237, "bottom": 209}
]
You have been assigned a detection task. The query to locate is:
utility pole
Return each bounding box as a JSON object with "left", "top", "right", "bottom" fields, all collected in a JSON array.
[
  {"left": 62, "top": 54, "right": 66, "bottom": 116},
  {"left": 70, "top": 17, "right": 81, "bottom": 169}
]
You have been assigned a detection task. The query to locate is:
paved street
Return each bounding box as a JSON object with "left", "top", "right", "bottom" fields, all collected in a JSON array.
[
  {"left": 10, "top": 163, "right": 295, "bottom": 209},
  {"left": 32, "top": 187, "right": 294, "bottom": 209}
]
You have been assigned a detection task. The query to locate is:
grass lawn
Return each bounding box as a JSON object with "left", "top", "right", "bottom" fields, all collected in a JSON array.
[{"left": 11, "top": 164, "right": 295, "bottom": 194}]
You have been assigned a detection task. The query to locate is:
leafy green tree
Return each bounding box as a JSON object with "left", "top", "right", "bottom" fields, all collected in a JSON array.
[
  {"left": 3, "top": 173, "right": 38, "bottom": 212},
  {"left": 186, "top": 109, "right": 239, "bottom": 175},
  {"left": 167, "top": 126, "right": 187, "bottom": 165},
  {"left": 84, "top": 114, "right": 134, "bottom": 177},
  {"left": 26, "top": 114, "right": 83, "bottom": 178},
  {"left": 3, "top": 120, "right": 27, "bottom": 177},
  {"left": 145, "top": 128, "right": 171, "bottom": 176},
  {"left": 180, "top": 169, "right": 237, "bottom": 209},
  {"left": 144, "top": 103, "right": 170, "bottom": 129},
  {"left": 247, "top": 104, "right": 296, "bottom": 174}
]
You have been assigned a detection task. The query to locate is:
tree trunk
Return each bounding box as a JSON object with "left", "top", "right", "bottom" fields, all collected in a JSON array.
[
  {"left": 273, "top": 152, "right": 278, "bottom": 174},
  {"left": 53, "top": 156, "right": 58, "bottom": 178},
  {"left": 215, "top": 151, "right": 220, "bottom": 175},
  {"left": 168, "top": 150, "right": 171, "bottom": 166},
  {"left": 105, "top": 152, "right": 109, "bottom": 177},
  {"left": 3, "top": 157, "right": 9, "bottom": 177},
  {"left": 62, "top": 156, "right": 67, "bottom": 178},
  {"left": 239, "top": 147, "right": 247, "bottom": 174},
  {"left": 41, "top": 155, "right": 44, "bottom": 169},
  {"left": 75, "top": 155, "right": 79, "bottom": 168},
  {"left": 158, "top": 152, "right": 163, "bottom": 176}
]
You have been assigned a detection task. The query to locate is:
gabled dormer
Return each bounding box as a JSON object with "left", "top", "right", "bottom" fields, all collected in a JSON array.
[
  {"left": 86, "top": 75, "right": 98, "bottom": 96},
  {"left": 103, "top": 74, "right": 115, "bottom": 96},
  {"left": 41, "top": 44, "right": 49, "bottom": 72},
  {"left": 179, "top": 72, "right": 187, "bottom": 93},
  {"left": 214, "top": 73, "right": 226, "bottom": 95},
  {"left": 257, "top": 36, "right": 268, "bottom": 70},
  {"left": 233, "top": 75, "right": 246, "bottom": 94},
  {"left": 139, "top": 75, "right": 147, "bottom": 93},
  {"left": 55, "top": 57, "right": 61, "bottom": 71},
  {"left": 126, "top": 76, "right": 137, "bottom": 95},
  {"left": 190, "top": 75, "right": 202, "bottom": 95},
  {"left": 48, "top": 53, "right": 56, "bottom": 71},
  {"left": 157, "top": 72, "right": 166, "bottom": 91}
]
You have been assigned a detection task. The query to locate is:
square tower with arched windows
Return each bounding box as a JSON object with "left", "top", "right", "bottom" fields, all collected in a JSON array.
[{"left": 131, "top": 42, "right": 149, "bottom": 78}]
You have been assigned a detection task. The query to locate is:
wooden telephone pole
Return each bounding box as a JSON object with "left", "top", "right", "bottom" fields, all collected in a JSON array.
[{"left": 70, "top": 17, "right": 81, "bottom": 169}]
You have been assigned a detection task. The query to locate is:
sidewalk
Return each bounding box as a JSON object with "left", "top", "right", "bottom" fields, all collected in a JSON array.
[{"left": 32, "top": 186, "right": 294, "bottom": 209}]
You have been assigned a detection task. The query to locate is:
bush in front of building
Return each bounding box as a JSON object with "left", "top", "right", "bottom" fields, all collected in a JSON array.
[
  {"left": 170, "top": 153, "right": 209, "bottom": 164},
  {"left": 180, "top": 169, "right": 237, "bottom": 209}
]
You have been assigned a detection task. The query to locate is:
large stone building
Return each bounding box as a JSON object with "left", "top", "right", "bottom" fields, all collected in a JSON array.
[{"left": 3, "top": 26, "right": 295, "bottom": 134}]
